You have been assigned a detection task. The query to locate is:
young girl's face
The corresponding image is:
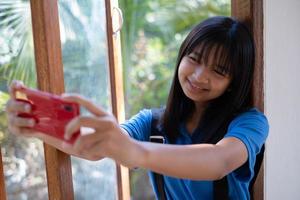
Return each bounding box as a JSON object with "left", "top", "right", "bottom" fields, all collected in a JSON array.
[{"left": 178, "top": 48, "right": 232, "bottom": 106}]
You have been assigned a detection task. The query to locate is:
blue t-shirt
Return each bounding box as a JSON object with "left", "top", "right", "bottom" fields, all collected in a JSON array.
[{"left": 121, "top": 108, "right": 269, "bottom": 200}]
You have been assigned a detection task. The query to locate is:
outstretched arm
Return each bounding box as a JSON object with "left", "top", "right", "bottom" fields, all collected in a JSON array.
[
  {"left": 6, "top": 81, "right": 248, "bottom": 180},
  {"left": 64, "top": 95, "right": 248, "bottom": 181},
  {"left": 136, "top": 137, "right": 247, "bottom": 180}
]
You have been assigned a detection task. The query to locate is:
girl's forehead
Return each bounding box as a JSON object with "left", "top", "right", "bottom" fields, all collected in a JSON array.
[
  {"left": 189, "top": 45, "right": 225, "bottom": 66},
  {"left": 192, "top": 44, "right": 222, "bottom": 55}
]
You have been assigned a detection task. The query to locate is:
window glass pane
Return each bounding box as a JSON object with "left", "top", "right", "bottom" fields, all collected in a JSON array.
[
  {"left": 0, "top": 0, "right": 48, "bottom": 199},
  {"left": 58, "top": 1, "right": 116, "bottom": 199},
  {"left": 119, "top": 0, "right": 230, "bottom": 199}
]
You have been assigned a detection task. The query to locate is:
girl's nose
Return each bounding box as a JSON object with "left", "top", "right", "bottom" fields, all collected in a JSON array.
[{"left": 194, "top": 65, "right": 209, "bottom": 83}]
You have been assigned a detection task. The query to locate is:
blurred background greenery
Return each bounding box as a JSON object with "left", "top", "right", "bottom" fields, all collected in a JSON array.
[
  {"left": 0, "top": 0, "right": 229, "bottom": 199},
  {"left": 118, "top": 1, "right": 230, "bottom": 198}
]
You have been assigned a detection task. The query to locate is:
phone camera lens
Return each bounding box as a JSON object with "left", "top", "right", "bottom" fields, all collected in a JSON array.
[{"left": 63, "top": 105, "right": 73, "bottom": 112}]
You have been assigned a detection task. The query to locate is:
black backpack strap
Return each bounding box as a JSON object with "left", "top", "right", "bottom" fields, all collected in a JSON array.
[
  {"left": 250, "top": 144, "right": 265, "bottom": 199},
  {"left": 150, "top": 108, "right": 165, "bottom": 136},
  {"left": 214, "top": 144, "right": 265, "bottom": 200},
  {"left": 150, "top": 108, "right": 167, "bottom": 200},
  {"left": 150, "top": 108, "right": 265, "bottom": 200},
  {"left": 214, "top": 110, "right": 266, "bottom": 199},
  {"left": 214, "top": 177, "right": 229, "bottom": 200}
]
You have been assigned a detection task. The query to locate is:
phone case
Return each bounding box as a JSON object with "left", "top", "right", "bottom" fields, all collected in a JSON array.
[{"left": 16, "top": 87, "right": 80, "bottom": 144}]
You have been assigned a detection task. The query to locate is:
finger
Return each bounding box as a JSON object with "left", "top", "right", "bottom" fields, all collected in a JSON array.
[
  {"left": 61, "top": 94, "right": 107, "bottom": 117},
  {"left": 62, "top": 141, "right": 73, "bottom": 149},
  {"left": 7, "top": 114, "right": 35, "bottom": 128},
  {"left": 8, "top": 80, "right": 25, "bottom": 98},
  {"left": 5, "top": 99, "right": 31, "bottom": 113},
  {"left": 81, "top": 150, "right": 105, "bottom": 161},
  {"left": 74, "top": 133, "right": 105, "bottom": 157},
  {"left": 82, "top": 144, "right": 105, "bottom": 161},
  {"left": 74, "top": 133, "right": 102, "bottom": 154},
  {"left": 9, "top": 126, "right": 37, "bottom": 137},
  {"left": 64, "top": 116, "right": 100, "bottom": 140}
]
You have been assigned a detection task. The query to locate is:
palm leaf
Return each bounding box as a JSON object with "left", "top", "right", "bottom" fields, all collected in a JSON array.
[
  {"left": 0, "top": 0, "right": 36, "bottom": 88},
  {"left": 0, "top": 0, "right": 88, "bottom": 88}
]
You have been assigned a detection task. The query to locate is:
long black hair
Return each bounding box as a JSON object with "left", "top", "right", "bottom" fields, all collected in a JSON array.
[{"left": 163, "top": 16, "right": 255, "bottom": 144}]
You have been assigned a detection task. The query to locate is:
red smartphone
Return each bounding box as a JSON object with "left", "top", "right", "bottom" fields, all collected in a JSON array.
[{"left": 15, "top": 87, "right": 80, "bottom": 144}]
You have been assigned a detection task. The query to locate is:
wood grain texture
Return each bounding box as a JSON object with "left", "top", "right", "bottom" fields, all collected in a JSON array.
[
  {"left": 0, "top": 149, "right": 7, "bottom": 200},
  {"left": 30, "top": 0, "right": 74, "bottom": 199},
  {"left": 232, "top": 0, "right": 264, "bottom": 199},
  {"left": 105, "top": 0, "right": 130, "bottom": 199}
]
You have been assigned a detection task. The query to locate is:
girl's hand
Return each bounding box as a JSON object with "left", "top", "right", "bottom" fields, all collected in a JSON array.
[
  {"left": 5, "top": 80, "right": 124, "bottom": 161},
  {"left": 4, "top": 81, "right": 91, "bottom": 159},
  {"left": 5, "top": 80, "right": 42, "bottom": 138},
  {"left": 63, "top": 95, "right": 144, "bottom": 167}
]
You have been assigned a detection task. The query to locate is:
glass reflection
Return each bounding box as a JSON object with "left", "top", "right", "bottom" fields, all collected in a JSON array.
[
  {"left": 58, "top": 0, "right": 116, "bottom": 199},
  {"left": 0, "top": 0, "right": 47, "bottom": 199}
]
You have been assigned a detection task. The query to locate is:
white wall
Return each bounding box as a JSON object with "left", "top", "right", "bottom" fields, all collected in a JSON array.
[{"left": 265, "top": 0, "right": 300, "bottom": 199}]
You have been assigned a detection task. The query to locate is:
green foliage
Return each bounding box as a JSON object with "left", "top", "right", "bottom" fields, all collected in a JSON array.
[
  {"left": 119, "top": 0, "right": 230, "bottom": 117},
  {"left": 119, "top": 1, "right": 230, "bottom": 199},
  {"left": 0, "top": 91, "right": 9, "bottom": 142},
  {"left": 0, "top": 0, "right": 230, "bottom": 198},
  {"left": 0, "top": 1, "right": 115, "bottom": 199},
  {"left": 0, "top": 0, "right": 36, "bottom": 88}
]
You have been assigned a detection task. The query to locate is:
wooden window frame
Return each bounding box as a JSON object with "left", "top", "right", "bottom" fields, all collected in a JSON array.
[
  {"left": 0, "top": 150, "right": 6, "bottom": 200},
  {"left": 105, "top": 0, "right": 130, "bottom": 199},
  {"left": 0, "top": 0, "right": 264, "bottom": 199},
  {"left": 0, "top": 0, "right": 129, "bottom": 199},
  {"left": 232, "top": 0, "right": 265, "bottom": 199}
]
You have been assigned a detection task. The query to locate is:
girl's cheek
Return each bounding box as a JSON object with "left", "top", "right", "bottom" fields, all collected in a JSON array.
[
  {"left": 179, "top": 64, "right": 192, "bottom": 74},
  {"left": 178, "top": 65, "right": 185, "bottom": 76}
]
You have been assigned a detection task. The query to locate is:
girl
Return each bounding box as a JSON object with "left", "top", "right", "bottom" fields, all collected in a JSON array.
[{"left": 6, "top": 16, "right": 268, "bottom": 199}]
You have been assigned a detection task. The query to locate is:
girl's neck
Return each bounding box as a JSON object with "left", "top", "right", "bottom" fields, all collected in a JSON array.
[
  {"left": 194, "top": 101, "right": 208, "bottom": 115},
  {"left": 186, "top": 102, "right": 208, "bottom": 134}
]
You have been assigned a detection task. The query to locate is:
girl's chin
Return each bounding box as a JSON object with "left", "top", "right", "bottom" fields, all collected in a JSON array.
[
  {"left": 184, "top": 85, "right": 210, "bottom": 100},
  {"left": 183, "top": 90, "right": 210, "bottom": 103},
  {"left": 188, "top": 96, "right": 209, "bottom": 104}
]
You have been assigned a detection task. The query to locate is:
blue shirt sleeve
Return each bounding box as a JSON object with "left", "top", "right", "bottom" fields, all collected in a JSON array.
[
  {"left": 120, "top": 109, "right": 152, "bottom": 141},
  {"left": 224, "top": 108, "right": 269, "bottom": 181}
]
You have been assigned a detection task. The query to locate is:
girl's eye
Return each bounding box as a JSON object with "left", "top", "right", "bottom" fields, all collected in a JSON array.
[
  {"left": 214, "top": 69, "right": 226, "bottom": 77},
  {"left": 188, "top": 56, "right": 197, "bottom": 63}
]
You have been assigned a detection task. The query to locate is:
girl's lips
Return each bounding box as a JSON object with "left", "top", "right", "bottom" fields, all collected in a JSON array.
[{"left": 187, "top": 78, "right": 210, "bottom": 92}]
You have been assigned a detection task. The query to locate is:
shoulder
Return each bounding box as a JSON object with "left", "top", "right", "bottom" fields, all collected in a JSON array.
[
  {"left": 120, "top": 109, "right": 152, "bottom": 141},
  {"left": 225, "top": 108, "right": 269, "bottom": 186},
  {"left": 225, "top": 107, "right": 269, "bottom": 154},
  {"left": 135, "top": 108, "right": 153, "bottom": 119},
  {"left": 125, "top": 109, "right": 152, "bottom": 122},
  {"left": 229, "top": 108, "right": 269, "bottom": 134}
]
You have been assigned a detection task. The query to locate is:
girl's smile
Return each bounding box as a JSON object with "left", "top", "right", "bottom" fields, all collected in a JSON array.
[
  {"left": 186, "top": 78, "right": 210, "bottom": 94},
  {"left": 178, "top": 53, "right": 231, "bottom": 104}
]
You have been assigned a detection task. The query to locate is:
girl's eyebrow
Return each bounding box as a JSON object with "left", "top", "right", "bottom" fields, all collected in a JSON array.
[
  {"left": 190, "top": 52, "right": 227, "bottom": 69},
  {"left": 215, "top": 64, "right": 226, "bottom": 69},
  {"left": 191, "top": 52, "right": 201, "bottom": 56}
]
